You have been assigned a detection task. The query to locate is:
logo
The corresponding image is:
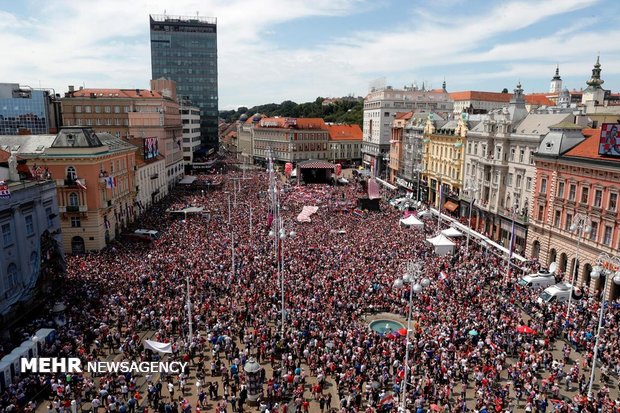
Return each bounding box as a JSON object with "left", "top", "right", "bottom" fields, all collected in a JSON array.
[{"left": 21, "top": 358, "right": 188, "bottom": 374}]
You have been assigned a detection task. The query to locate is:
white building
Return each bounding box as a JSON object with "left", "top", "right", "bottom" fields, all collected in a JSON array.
[
  {"left": 549, "top": 65, "right": 562, "bottom": 94},
  {"left": 462, "top": 83, "right": 575, "bottom": 253},
  {"left": 135, "top": 154, "right": 167, "bottom": 211},
  {"left": 362, "top": 84, "right": 453, "bottom": 177},
  {"left": 181, "top": 102, "right": 201, "bottom": 163}
]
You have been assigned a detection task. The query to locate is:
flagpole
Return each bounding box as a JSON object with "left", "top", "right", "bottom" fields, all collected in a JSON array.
[{"left": 186, "top": 272, "right": 193, "bottom": 344}]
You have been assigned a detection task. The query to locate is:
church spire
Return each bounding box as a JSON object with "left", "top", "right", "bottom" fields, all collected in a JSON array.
[
  {"left": 442, "top": 78, "right": 447, "bottom": 92},
  {"left": 552, "top": 64, "right": 561, "bottom": 81},
  {"left": 586, "top": 55, "right": 604, "bottom": 88}
]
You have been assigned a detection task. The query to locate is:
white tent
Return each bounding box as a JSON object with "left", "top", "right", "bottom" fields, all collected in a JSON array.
[
  {"left": 441, "top": 227, "right": 464, "bottom": 238},
  {"left": 399, "top": 215, "right": 424, "bottom": 229},
  {"left": 143, "top": 339, "right": 172, "bottom": 354},
  {"left": 417, "top": 210, "right": 433, "bottom": 219},
  {"left": 426, "top": 234, "right": 456, "bottom": 256}
]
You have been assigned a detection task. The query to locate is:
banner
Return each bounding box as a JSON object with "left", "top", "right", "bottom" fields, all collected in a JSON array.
[{"left": 143, "top": 339, "right": 172, "bottom": 354}]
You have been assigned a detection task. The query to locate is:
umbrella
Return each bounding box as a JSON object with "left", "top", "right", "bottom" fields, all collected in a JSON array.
[
  {"left": 468, "top": 329, "right": 478, "bottom": 336},
  {"left": 516, "top": 325, "right": 536, "bottom": 335},
  {"left": 430, "top": 404, "right": 441, "bottom": 412},
  {"left": 397, "top": 328, "right": 408, "bottom": 336},
  {"left": 386, "top": 333, "right": 396, "bottom": 340}
]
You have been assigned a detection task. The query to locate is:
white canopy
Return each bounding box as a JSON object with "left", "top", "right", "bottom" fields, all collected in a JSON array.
[
  {"left": 426, "top": 234, "right": 456, "bottom": 256},
  {"left": 441, "top": 227, "right": 464, "bottom": 238},
  {"left": 179, "top": 176, "right": 197, "bottom": 185},
  {"left": 143, "top": 339, "right": 172, "bottom": 354},
  {"left": 417, "top": 210, "right": 433, "bottom": 218},
  {"left": 399, "top": 215, "right": 424, "bottom": 228}
]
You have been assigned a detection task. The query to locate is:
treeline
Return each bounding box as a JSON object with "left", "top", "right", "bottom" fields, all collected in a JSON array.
[{"left": 219, "top": 97, "right": 363, "bottom": 126}]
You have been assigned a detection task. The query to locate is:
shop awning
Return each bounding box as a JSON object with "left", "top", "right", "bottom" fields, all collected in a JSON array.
[{"left": 444, "top": 201, "right": 459, "bottom": 212}]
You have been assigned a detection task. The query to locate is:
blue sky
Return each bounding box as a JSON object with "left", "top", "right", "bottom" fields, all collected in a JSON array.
[{"left": 0, "top": 0, "right": 619, "bottom": 110}]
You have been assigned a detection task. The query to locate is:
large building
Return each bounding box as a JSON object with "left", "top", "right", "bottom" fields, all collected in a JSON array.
[
  {"left": 180, "top": 100, "right": 202, "bottom": 164},
  {"left": 325, "top": 124, "right": 362, "bottom": 165},
  {"left": 461, "top": 83, "right": 575, "bottom": 253},
  {"left": 150, "top": 14, "right": 219, "bottom": 150},
  {"left": 362, "top": 85, "right": 453, "bottom": 178},
  {"left": 61, "top": 81, "right": 184, "bottom": 190},
  {"left": 0, "top": 83, "right": 62, "bottom": 135},
  {"left": 0, "top": 128, "right": 139, "bottom": 253},
  {"left": 527, "top": 127, "right": 620, "bottom": 300},
  {"left": 450, "top": 90, "right": 555, "bottom": 115},
  {"left": 0, "top": 151, "right": 64, "bottom": 330}
]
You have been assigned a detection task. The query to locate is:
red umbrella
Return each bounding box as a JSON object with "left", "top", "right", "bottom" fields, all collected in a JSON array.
[
  {"left": 386, "top": 333, "right": 396, "bottom": 340},
  {"left": 397, "top": 328, "right": 408, "bottom": 336},
  {"left": 516, "top": 325, "right": 536, "bottom": 335}
]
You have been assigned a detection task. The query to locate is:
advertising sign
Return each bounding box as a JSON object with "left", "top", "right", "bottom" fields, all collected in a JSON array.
[
  {"left": 144, "top": 137, "right": 159, "bottom": 160},
  {"left": 599, "top": 123, "right": 620, "bottom": 156}
]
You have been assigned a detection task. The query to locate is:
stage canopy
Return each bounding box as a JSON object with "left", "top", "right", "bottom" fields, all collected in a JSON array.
[
  {"left": 426, "top": 234, "right": 456, "bottom": 256},
  {"left": 441, "top": 227, "right": 464, "bottom": 238},
  {"left": 298, "top": 160, "right": 337, "bottom": 169},
  {"left": 400, "top": 215, "right": 424, "bottom": 228},
  {"left": 298, "top": 160, "right": 336, "bottom": 184}
]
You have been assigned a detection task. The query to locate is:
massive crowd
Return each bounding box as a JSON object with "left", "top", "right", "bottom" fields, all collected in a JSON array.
[{"left": 1, "top": 166, "right": 620, "bottom": 413}]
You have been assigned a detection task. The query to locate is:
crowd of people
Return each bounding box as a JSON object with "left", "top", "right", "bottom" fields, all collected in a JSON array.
[{"left": 1, "top": 165, "right": 620, "bottom": 413}]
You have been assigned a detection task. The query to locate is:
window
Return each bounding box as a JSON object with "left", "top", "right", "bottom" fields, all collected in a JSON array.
[
  {"left": 95, "top": 106, "right": 101, "bottom": 113},
  {"left": 565, "top": 213, "right": 573, "bottom": 231},
  {"left": 568, "top": 184, "right": 576, "bottom": 201},
  {"left": 85, "top": 106, "right": 91, "bottom": 113},
  {"left": 2, "top": 223, "right": 12, "bottom": 246},
  {"left": 519, "top": 148, "right": 524, "bottom": 162},
  {"left": 516, "top": 175, "right": 522, "bottom": 188},
  {"left": 30, "top": 252, "right": 39, "bottom": 280},
  {"left": 75, "top": 106, "right": 82, "bottom": 113},
  {"left": 124, "top": 106, "right": 130, "bottom": 113},
  {"left": 384, "top": 112, "right": 390, "bottom": 117},
  {"left": 609, "top": 193, "right": 618, "bottom": 211},
  {"left": 507, "top": 173, "right": 513, "bottom": 186},
  {"left": 7, "top": 263, "right": 18, "bottom": 289},
  {"left": 67, "top": 166, "right": 77, "bottom": 180},
  {"left": 69, "top": 192, "right": 79, "bottom": 207},
  {"left": 70, "top": 217, "right": 81, "bottom": 228},
  {"left": 554, "top": 211, "right": 561, "bottom": 227},
  {"left": 593, "top": 189, "right": 602, "bottom": 207},
  {"left": 510, "top": 147, "right": 515, "bottom": 161},
  {"left": 114, "top": 106, "right": 120, "bottom": 113},
  {"left": 557, "top": 182, "right": 565, "bottom": 198},
  {"left": 105, "top": 106, "right": 111, "bottom": 113},
  {"left": 580, "top": 187, "right": 589, "bottom": 204},
  {"left": 537, "top": 205, "right": 544, "bottom": 221},
  {"left": 526, "top": 177, "right": 532, "bottom": 191},
  {"left": 603, "top": 225, "right": 613, "bottom": 245},
  {"left": 45, "top": 207, "right": 54, "bottom": 228},
  {"left": 589, "top": 221, "right": 598, "bottom": 241},
  {"left": 25, "top": 215, "right": 34, "bottom": 236},
  {"left": 540, "top": 178, "right": 547, "bottom": 194}
]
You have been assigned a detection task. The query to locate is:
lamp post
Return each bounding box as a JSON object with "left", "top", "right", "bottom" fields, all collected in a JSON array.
[
  {"left": 566, "top": 213, "right": 592, "bottom": 323},
  {"left": 393, "top": 261, "right": 430, "bottom": 413},
  {"left": 464, "top": 180, "right": 479, "bottom": 254},
  {"left": 587, "top": 254, "right": 620, "bottom": 399},
  {"left": 505, "top": 202, "right": 520, "bottom": 270},
  {"left": 269, "top": 219, "right": 296, "bottom": 338},
  {"left": 185, "top": 271, "right": 193, "bottom": 341}
]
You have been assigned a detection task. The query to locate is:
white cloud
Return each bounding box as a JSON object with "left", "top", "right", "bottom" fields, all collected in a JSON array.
[{"left": 0, "top": 0, "right": 615, "bottom": 109}]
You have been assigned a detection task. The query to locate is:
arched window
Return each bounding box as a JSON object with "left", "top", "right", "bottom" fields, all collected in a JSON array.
[
  {"left": 532, "top": 240, "right": 540, "bottom": 260},
  {"left": 7, "top": 263, "right": 18, "bottom": 289},
  {"left": 68, "top": 192, "right": 79, "bottom": 207},
  {"left": 67, "top": 166, "right": 77, "bottom": 180}
]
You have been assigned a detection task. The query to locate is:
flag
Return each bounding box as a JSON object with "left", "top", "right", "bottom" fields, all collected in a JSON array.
[
  {"left": 0, "top": 181, "right": 10, "bottom": 199},
  {"left": 104, "top": 217, "right": 110, "bottom": 229},
  {"left": 143, "top": 339, "right": 172, "bottom": 354},
  {"left": 106, "top": 177, "right": 113, "bottom": 189},
  {"left": 76, "top": 180, "right": 87, "bottom": 190}
]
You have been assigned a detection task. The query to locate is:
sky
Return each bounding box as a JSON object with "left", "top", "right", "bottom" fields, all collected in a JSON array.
[{"left": 1, "top": 0, "right": 619, "bottom": 110}]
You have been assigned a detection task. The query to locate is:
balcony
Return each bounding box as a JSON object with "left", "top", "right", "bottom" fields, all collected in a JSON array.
[
  {"left": 59, "top": 205, "right": 88, "bottom": 213},
  {"left": 57, "top": 178, "right": 87, "bottom": 189}
]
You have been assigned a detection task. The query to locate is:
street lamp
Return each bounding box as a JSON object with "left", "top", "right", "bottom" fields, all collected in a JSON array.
[
  {"left": 505, "top": 202, "right": 520, "bottom": 270},
  {"left": 269, "top": 220, "right": 296, "bottom": 337},
  {"left": 587, "top": 254, "right": 620, "bottom": 399},
  {"left": 392, "top": 261, "right": 430, "bottom": 413},
  {"left": 464, "top": 180, "right": 479, "bottom": 254},
  {"left": 566, "top": 213, "right": 592, "bottom": 322}
]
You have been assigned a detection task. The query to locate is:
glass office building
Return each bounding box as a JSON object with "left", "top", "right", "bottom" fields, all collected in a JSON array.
[
  {"left": 0, "top": 83, "right": 50, "bottom": 135},
  {"left": 150, "top": 15, "right": 218, "bottom": 150}
]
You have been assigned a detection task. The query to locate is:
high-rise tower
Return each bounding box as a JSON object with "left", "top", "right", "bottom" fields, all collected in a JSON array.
[{"left": 150, "top": 14, "right": 218, "bottom": 151}]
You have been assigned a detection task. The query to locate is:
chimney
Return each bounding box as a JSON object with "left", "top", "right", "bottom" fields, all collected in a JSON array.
[
  {"left": 79, "top": 86, "right": 83, "bottom": 91},
  {"left": 136, "top": 89, "right": 140, "bottom": 96},
  {"left": 68, "top": 85, "right": 75, "bottom": 92}
]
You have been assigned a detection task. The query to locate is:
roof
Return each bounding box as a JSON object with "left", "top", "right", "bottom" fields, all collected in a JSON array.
[
  {"left": 52, "top": 127, "right": 103, "bottom": 148},
  {"left": 395, "top": 112, "right": 413, "bottom": 120},
  {"left": 326, "top": 124, "right": 362, "bottom": 141},
  {"left": 69, "top": 88, "right": 163, "bottom": 99},
  {"left": 449, "top": 91, "right": 554, "bottom": 106},
  {"left": 513, "top": 113, "right": 572, "bottom": 135},
  {"left": 537, "top": 123, "right": 585, "bottom": 157},
  {"left": 97, "top": 133, "right": 138, "bottom": 153},
  {"left": 0, "top": 135, "right": 56, "bottom": 156},
  {"left": 564, "top": 128, "right": 620, "bottom": 162},
  {"left": 256, "top": 117, "right": 327, "bottom": 130},
  {"left": 0, "top": 149, "right": 16, "bottom": 163}
]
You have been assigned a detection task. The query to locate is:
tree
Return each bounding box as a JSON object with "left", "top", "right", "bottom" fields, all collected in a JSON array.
[{"left": 501, "top": 88, "right": 509, "bottom": 93}]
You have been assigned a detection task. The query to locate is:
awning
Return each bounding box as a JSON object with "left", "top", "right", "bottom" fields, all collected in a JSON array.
[{"left": 444, "top": 201, "right": 459, "bottom": 212}]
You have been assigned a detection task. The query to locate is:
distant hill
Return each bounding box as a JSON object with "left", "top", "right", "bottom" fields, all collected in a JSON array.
[{"left": 219, "top": 97, "right": 363, "bottom": 126}]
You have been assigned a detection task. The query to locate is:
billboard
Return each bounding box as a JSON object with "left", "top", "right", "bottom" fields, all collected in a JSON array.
[
  {"left": 599, "top": 123, "right": 620, "bottom": 156},
  {"left": 144, "top": 137, "right": 159, "bottom": 160}
]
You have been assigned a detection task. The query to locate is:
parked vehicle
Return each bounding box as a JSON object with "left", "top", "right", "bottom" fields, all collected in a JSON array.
[
  {"left": 133, "top": 229, "right": 160, "bottom": 240},
  {"left": 518, "top": 263, "right": 557, "bottom": 289},
  {"left": 537, "top": 281, "right": 572, "bottom": 305}
]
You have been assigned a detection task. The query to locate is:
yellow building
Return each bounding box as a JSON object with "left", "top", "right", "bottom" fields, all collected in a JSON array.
[{"left": 422, "top": 113, "right": 469, "bottom": 213}]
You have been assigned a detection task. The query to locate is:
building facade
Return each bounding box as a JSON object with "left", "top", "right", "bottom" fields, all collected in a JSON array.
[
  {"left": 388, "top": 112, "right": 412, "bottom": 183},
  {"left": 61, "top": 81, "right": 183, "bottom": 190},
  {"left": 150, "top": 14, "right": 219, "bottom": 149},
  {"left": 527, "top": 128, "right": 620, "bottom": 300},
  {"left": 0, "top": 155, "right": 64, "bottom": 330},
  {"left": 0, "top": 83, "right": 61, "bottom": 135},
  {"left": 362, "top": 86, "right": 453, "bottom": 178},
  {"left": 180, "top": 101, "right": 202, "bottom": 164},
  {"left": 325, "top": 124, "right": 362, "bottom": 165},
  {"left": 253, "top": 118, "right": 329, "bottom": 164}
]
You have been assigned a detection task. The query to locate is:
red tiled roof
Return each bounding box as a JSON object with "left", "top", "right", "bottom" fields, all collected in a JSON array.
[
  {"left": 326, "top": 124, "right": 362, "bottom": 141},
  {"left": 0, "top": 149, "right": 23, "bottom": 163},
  {"left": 70, "top": 89, "right": 163, "bottom": 99},
  {"left": 564, "top": 127, "right": 620, "bottom": 162},
  {"left": 394, "top": 111, "right": 413, "bottom": 120},
  {"left": 256, "top": 117, "right": 327, "bottom": 130},
  {"left": 449, "top": 91, "right": 555, "bottom": 106}
]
